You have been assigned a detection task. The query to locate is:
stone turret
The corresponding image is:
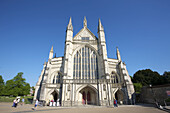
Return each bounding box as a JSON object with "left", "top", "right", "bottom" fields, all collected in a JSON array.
[
  {"left": 63, "top": 17, "right": 73, "bottom": 78},
  {"left": 97, "top": 18, "right": 109, "bottom": 77}
]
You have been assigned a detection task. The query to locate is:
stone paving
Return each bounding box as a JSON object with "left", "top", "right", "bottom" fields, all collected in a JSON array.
[{"left": 0, "top": 102, "right": 167, "bottom": 113}]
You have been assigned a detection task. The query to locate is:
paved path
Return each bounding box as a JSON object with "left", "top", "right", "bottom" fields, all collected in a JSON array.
[{"left": 0, "top": 102, "right": 167, "bottom": 113}]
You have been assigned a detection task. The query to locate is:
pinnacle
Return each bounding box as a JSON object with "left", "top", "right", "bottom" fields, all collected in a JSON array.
[{"left": 83, "top": 16, "right": 87, "bottom": 27}]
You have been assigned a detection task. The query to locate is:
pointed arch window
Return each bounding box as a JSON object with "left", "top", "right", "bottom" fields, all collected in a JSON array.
[
  {"left": 73, "top": 46, "right": 98, "bottom": 79},
  {"left": 111, "top": 72, "right": 119, "bottom": 83},
  {"left": 52, "top": 72, "right": 61, "bottom": 84}
]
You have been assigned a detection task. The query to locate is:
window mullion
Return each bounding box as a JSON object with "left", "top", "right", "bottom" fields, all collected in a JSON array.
[
  {"left": 81, "top": 48, "right": 82, "bottom": 79},
  {"left": 90, "top": 51, "right": 92, "bottom": 79}
]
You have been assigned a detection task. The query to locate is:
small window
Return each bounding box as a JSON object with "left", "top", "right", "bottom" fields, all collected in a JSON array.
[{"left": 82, "top": 37, "right": 89, "bottom": 40}]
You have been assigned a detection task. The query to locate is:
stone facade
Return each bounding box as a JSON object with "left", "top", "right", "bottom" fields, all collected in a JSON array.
[{"left": 34, "top": 17, "right": 135, "bottom": 106}]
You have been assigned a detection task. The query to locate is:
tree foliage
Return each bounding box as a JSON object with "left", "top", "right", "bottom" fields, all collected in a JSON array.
[
  {"left": 4, "top": 72, "right": 30, "bottom": 97},
  {"left": 133, "top": 69, "right": 163, "bottom": 86},
  {"left": 132, "top": 69, "right": 170, "bottom": 93},
  {"left": 0, "top": 75, "right": 5, "bottom": 96},
  {"left": 162, "top": 71, "right": 170, "bottom": 84},
  {"left": 133, "top": 83, "right": 142, "bottom": 93}
]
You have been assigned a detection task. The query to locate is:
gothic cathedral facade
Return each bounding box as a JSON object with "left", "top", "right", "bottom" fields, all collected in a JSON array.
[{"left": 34, "top": 17, "right": 135, "bottom": 106}]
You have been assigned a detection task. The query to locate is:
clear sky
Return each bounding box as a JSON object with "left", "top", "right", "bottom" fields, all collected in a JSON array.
[{"left": 0, "top": 0, "right": 170, "bottom": 86}]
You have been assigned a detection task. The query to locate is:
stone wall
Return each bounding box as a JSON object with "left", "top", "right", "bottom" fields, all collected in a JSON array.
[{"left": 140, "top": 84, "right": 170, "bottom": 105}]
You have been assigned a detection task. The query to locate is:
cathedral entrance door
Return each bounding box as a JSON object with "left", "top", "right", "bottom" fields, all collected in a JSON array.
[
  {"left": 51, "top": 91, "right": 58, "bottom": 102},
  {"left": 79, "top": 86, "right": 97, "bottom": 105},
  {"left": 115, "top": 90, "right": 124, "bottom": 104}
]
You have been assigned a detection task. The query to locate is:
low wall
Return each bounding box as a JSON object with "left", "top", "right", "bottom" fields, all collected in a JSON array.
[{"left": 140, "top": 84, "right": 170, "bottom": 105}]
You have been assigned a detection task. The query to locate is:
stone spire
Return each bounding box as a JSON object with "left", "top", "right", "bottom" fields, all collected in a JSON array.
[
  {"left": 98, "top": 18, "right": 104, "bottom": 32},
  {"left": 98, "top": 18, "right": 106, "bottom": 42},
  {"left": 83, "top": 16, "right": 87, "bottom": 28},
  {"left": 67, "top": 17, "right": 73, "bottom": 31},
  {"left": 49, "top": 46, "right": 53, "bottom": 59},
  {"left": 116, "top": 47, "right": 121, "bottom": 61}
]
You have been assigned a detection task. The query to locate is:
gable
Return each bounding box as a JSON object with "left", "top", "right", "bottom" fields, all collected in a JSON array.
[{"left": 73, "top": 27, "right": 97, "bottom": 41}]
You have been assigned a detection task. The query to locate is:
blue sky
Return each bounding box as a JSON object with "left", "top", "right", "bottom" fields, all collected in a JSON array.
[{"left": 0, "top": 0, "right": 170, "bottom": 86}]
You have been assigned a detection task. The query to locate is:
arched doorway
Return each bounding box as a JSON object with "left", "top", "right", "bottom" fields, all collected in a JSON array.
[
  {"left": 79, "top": 86, "right": 97, "bottom": 105},
  {"left": 51, "top": 91, "right": 58, "bottom": 102},
  {"left": 115, "top": 90, "right": 124, "bottom": 104}
]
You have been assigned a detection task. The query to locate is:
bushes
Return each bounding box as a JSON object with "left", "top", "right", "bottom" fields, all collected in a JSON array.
[
  {"left": 165, "top": 98, "right": 170, "bottom": 102},
  {"left": 0, "top": 96, "right": 33, "bottom": 104},
  {"left": 0, "top": 96, "right": 15, "bottom": 102},
  {"left": 24, "top": 96, "right": 33, "bottom": 104}
]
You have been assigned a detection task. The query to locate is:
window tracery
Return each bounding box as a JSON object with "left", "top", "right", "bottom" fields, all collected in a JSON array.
[
  {"left": 73, "top": 46, "right": 98, "bottom": 79},
  {"left": 52, "top": 72, "right": 61, "bottom": 84},
  {"left": 110, "top": 72, "right": 119, "bottom": 83}
]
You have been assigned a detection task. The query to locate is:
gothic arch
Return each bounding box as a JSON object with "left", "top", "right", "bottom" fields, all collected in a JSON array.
[
  {"left": 49, "top": 71, "right": 62, "bottom": 83},
  {"left": 47, "top": 89, "right": 59, "bottom": 96},
  {"left": 114, "top": 89, "right": 124, "bottom": 104},
  {"left": 75, "top": 84, "right": 98, "bottom": 105},
  {"left": 46, "top": 89, "right": 59, "bottom": 102},
  {"left": 72, "top": 44, "right": 99, "bottom": 59},
  {"left": 76, "top": 84, "right": 98, "bottom": 94},
  {"left": 110, "top": 71, "right": 120, "bottom": 83}
]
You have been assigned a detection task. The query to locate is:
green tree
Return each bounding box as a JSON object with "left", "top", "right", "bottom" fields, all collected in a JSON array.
[
  {"left": 133, "top": 69, "right": 162, "bottom": 86},
  {"left": 5, "top": 72, "right": 30, "bottom": 96},
  {"left": 162, "top": 71, "right": 170, "bottom": 84},
  {"left": 133, "top": 83, "right": 142, "bottom": 93},
  {"left": 5, "top": 79, "right": 15, "bottom": 96},
  {"left": 0, "top": 75, "right": 5, "bottom": 96}
]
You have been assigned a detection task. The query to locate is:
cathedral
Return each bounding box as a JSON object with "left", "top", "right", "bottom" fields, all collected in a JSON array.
[{"left": 34, "top": 17, "right": 135, "bottom": 106}]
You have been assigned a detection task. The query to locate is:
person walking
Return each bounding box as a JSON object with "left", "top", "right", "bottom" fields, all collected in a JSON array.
[
  {"left": 12, "top": 99, "right": 16, "bottom": 107},
  {"left": 114, "top": 99, "right": 118, "bottom": 107},
  {"left": 21, "top": 98, "right": 24, "bottom": 105},
  {"left": 32, "top": 99, "right": 38, "bottom": 110},
  {"left": 14, "top": 99, "right": 18, "bottom": 108}
]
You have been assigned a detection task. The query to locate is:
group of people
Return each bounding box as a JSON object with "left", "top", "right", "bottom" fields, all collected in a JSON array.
[
  {"left": 12, "top": 97, "right": 38, "bottom": 110},
  {"left": 12, "top": 98, "right": 118, "bottom": 109},
  {"left": 49, "top": 99, "right": 60, "bottom": 106},
  {"left": 12, "top": 98, "right": 24, "bottom": 108}
]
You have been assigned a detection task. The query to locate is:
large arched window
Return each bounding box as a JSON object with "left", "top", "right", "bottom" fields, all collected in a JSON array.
[
  {"left": 73, "top": 46, "right": 98, "bottom": 79},
  {"left": 52, "top": 72, "right": 61, "bottom": 84}
]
